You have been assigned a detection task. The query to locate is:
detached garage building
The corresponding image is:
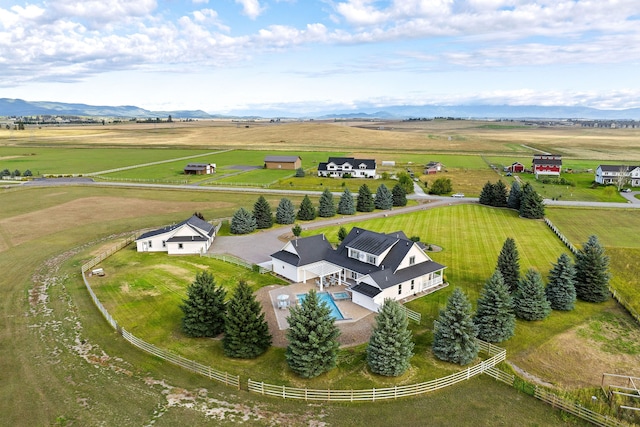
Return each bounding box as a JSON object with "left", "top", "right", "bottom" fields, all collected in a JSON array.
[
  {"left": 135, "top": 215, "right": 216, "bottom": 255},
  {"left": 264, "top": 156, "right": 302, "bottom": 170}
]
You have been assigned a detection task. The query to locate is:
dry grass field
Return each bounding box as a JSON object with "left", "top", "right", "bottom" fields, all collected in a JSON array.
[{"left": 3, "top": 119, "right": 640, "bottom": 161}]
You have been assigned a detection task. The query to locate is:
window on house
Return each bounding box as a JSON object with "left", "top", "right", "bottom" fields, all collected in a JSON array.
[
  {"left": 367, "top": 254, "right": 376, "bottom": 264},
  {"left": 162, "top": 240, "right": 166, "bottom": 248},
  {"left": 409, "top": 256, "right": 415, "bottom": 265},
  {"left": 178, "top": 243, "right": 183, "bottom": 249},
  {"left": 411, "top": 279, "right": 415, "bottom": 290},
  {"left": 148, "top": 240, "right": 152, "bottom": 248},
  {"left": 398, "top": 284, "right": 402, "bottom": 295}
]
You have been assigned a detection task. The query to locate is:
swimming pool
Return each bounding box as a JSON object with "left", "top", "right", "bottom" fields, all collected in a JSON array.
[
  {"left": 296, "top": 292, "right": 345, "bottom": 320},
  {"left": 332, "top": 291, "right": 350, "bottom": 300}
]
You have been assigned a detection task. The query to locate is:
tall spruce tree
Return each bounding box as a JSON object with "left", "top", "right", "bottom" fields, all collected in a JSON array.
[
  {"left": 356, "top": 184, "right": 375, "bottom": 212},
  {"left": 519, "top": 182, "right": 545, "bottom": 219},
  {"left": 374, "top": 184, "right": 393, "bottom": 210},
  {"left": 514, "top": 268, "right": 551, "bottom": 321},
  {"left": 230, "top": 207, "right": 257, "bottom": 234},
  {"left": 432, "top": 288, "right": 479, "bottom": 365},
  {"left": 297, "top": 195, "right": 316, "bottom": 221},
  {"left": 253, "top": 195, "right": 273, "bottom": 229},
  {"left": 574, "top": 235, "right": 610, "bottom": 302},
  {"left": 497, "top": 237, "right": 520, "bottom": 294},
  {"left": 507, "top": 181, "right": 522, "bottom": 210},
  {"left": 223, "top": 280, "right": 272, "bottom": 358},
  {"left": 180, "top": 271, "right": 226, "bottom": 337},
  {"left": 366, "top": 299, "right": 414, "bottom": 376},
  {"left": 545, "top": 253, "right": 577, "bottom": 311},
  {"left": 473, "top": 270, "right": 515, "bottom": 343},
  {"left": 337, "top": 188, "right": 356, "bottom": 215},
  {"left": 286, "top": 289, "right": 340, "bottom": 378},
  {"left": 318, "top": 188, "right": 336, "bottom": 218},
  {"left": 276, "top": 198, "right": 296, "bottom": 224},
  {"left": 479, "top": 181, "right": 494, "bottom": 206},
  {"left": 392, "top": 183, "right": 407, "bottom": 207},
  {"left": 493, "top": 180, "right": 509, "bottom": 207}
]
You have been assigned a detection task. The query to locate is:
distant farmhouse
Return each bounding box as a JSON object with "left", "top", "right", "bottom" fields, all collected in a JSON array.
[
  {"left": 270, "top": 227, "right": 446, "bottom": 312},
  {"left": 135, "top": 215, "right": 216, "bottom": 255},
  {"left": 504, "top": 162, "right": 525, "bottom": 173},
  {"left": 532, "top": 154, "right": 562, "bottom": 178},
  {"left": 317, "top": 157, "right": 376, "bottom": 178},
  {"left": 184, "top": 163, "right": 216, "bottom": 175},
  {"left": 424, "top": 161, "right": 445, "bottom": 174},
  {"left": 595, "top": 165, "right": 640, "bottom": 187},
  {"left": 264, "top": 156, "right": 302, "bottom": 170}
]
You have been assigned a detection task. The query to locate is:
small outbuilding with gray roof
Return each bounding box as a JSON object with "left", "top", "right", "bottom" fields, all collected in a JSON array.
[
  {"left": 270, "top": 227, "right": 446, "bottom": 312},
  {"left": 135, "top": 215, "right": 217, "bottom": 255}
]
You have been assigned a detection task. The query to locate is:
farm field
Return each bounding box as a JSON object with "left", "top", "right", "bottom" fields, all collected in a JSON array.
[{"left": 2, "top": 120, "right": 639, "bottom": 425}]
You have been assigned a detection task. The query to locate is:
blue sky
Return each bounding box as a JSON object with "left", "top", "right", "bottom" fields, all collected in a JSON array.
[{"left": 1, "top": 0, "right": 639, "bottom": 114}]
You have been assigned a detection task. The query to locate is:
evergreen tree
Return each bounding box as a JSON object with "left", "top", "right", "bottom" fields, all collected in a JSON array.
[
  {"left": 180, "top": 271, "right": 226, "bottom": 337},
  {"left": 276, "top": 198, "right": 296, "bottom": 224},
  {"left": 432, "top": 288, "right": 479, "bottom": 365},
  {"left": 297, "top": 195, "right": 316, "bottom": 221},
  {"left": 318, "top": 188, "right": 336, "bottom": 218},
  {"left": 473, "top": 270, "right": 515, "bottom": 343},
  {"left": 337, "top": 226, "right": 348, "bottom": 242},
  {"left": 193, "top": 211, "right": 205, "bottom": 220},
  {"left": 292, "top": 223, "right": 302, "bottom": 237},
  {"left": 493, "top": 180, "right": 509, "bottom": 207},
  {"left": 337, "top": 188, "right": 356, "bottom": 215},
  {"left": 514, "top": 269, "right": 551, "bottom": 321},
  {"left": 574, "top": 235, "right": 610, "bottom": 303},
  {"left": 392, "top": 183, "right": 407, "bottom": 207},
  {"left": 295, "top": 167, "right": 305, "bottom": 177},
  {"left": 366, "top": 299, "right": 414, "bottom": 376},
  {"left": 497, "top": 237, "right": 520, "bottom": 294},
  {"left": 286, "top": 289, "right": 340, "bottom": 378},
  {"left": 519, "top": 182, "right": 545, "bottom": 219},
  {"left": 223, "top": 280, "right": 272, "bottom": 358},
  {"left": 253, "top": 195, "right": 273, "bottom": 229},
  {"left": 230, "top": 207, "right": 257, "bottom": 234},
  {"left": 507, "top": 181, "right": 522, "bottom": 210},
  {"left": 374, "top": 184, "right": 393, "bottom": 210},
  {"left": 546, "top": 253, "right": 577, "bottom": 311},
  {"left": 356, "top": 184, "right": 375, "bottom": 212},
  {"left": 479, "top": 181, "right": 494, "bottom": 206}
]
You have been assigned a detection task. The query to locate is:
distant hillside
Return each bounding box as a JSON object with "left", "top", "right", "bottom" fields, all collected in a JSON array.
[
  {"left": 2, "top": 97, "right": 639, "bottom": 120},
  {"left": 0, "top": 98, "right": 213, "bottom": 119}
]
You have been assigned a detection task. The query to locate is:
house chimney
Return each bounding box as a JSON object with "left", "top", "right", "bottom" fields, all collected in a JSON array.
[{"left": 382, "top": 265, "right": 384, "bottom": 270}]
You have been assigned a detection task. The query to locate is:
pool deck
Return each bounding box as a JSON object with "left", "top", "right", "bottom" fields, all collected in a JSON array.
[{"left": 257, "top": 281, "right": 376, "bottom": 348}]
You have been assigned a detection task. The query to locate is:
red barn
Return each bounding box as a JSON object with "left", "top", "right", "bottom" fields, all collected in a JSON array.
[
  {"left": 532, "top": 154, "right": 562, "bottom": 178},
  {"left": 506, "top": 162, "right": 525, "bottom": 173}
]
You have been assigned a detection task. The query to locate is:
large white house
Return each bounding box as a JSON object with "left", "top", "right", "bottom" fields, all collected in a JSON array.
[
  {"left": 270, "top": 227, "right": 446, "bottom": 312},
  {"left": 595, "top": 165, "right": 640, "bottom": 187},
  {"left": 317, "top": 157, "right": 376, "bottom": 178},
  {"left": 135, "top": 215, "right": 216, "bottom": 255}
]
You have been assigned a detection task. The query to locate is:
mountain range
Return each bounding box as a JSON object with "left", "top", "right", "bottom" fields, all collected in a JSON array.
[{"left": 1, "top": 98, "right": 639, "bottom": 120}]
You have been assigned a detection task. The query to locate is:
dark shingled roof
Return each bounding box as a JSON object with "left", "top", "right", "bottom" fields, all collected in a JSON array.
[
  {"left": 533, "top": 158, "right": 562, "bottom": 166},
  {"left": 270, "top": 234, "right": 333, "bottom": 266},
  {"left": 350, "top": 283, "right": 381, "bottom": 298},
  {"left": 136, "top": 215, "right": 215, "bottom": 241},
  {"left": 598, "top": 164, "right": 640, "bottom": 172},
  {"left": 347, "top": 232, "right": 397, "bottom": 256},
  {"left": 326, "top": 157, "right": 376, "bottom": 170}
]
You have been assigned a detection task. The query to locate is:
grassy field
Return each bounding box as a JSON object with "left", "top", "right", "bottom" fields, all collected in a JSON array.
[{"left": 0, "top": 185, "right": 584, "bottom": 426}]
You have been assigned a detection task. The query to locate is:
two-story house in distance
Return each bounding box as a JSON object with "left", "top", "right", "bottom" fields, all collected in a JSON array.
[{"left": 317, "top": 157, "right": 376, "bottom": 178}]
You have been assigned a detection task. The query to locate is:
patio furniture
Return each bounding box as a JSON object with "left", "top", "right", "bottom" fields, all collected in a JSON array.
[{"left": 277, "top": 294, "right": 290, "bottom": 309}]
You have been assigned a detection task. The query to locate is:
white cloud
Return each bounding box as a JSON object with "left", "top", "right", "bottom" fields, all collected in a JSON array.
[{"left": 235, "top": 0, "right": 265, "bottom": 20}]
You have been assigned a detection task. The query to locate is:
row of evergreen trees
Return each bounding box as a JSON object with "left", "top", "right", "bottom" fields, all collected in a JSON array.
[
  {"left": 479, "top": 180, "right": 545, "bottom": 219},
  {"left": 180, "top": 272, "right": 272, "bottom": 358},
  {"left": 432, "top": 235, "right": 610, "bottom": 365},
  {"left": 230, "top": 183, "right": 408, "bottom": 234},
  {"left": 1, "top": 168, "right": 32, "bottom": 178}
]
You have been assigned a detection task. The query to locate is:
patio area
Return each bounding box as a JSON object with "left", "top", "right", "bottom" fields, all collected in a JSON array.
[{"left": 256, "top": 281, "right": 376, "bottom": 348}]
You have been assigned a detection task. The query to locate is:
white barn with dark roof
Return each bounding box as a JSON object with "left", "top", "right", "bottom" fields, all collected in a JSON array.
[
  {"left": 270, "top": 227, "right": 446, "bottom": 312},
  {"left": 135, "top": 215, "right": 217, "bottom": 255}
]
